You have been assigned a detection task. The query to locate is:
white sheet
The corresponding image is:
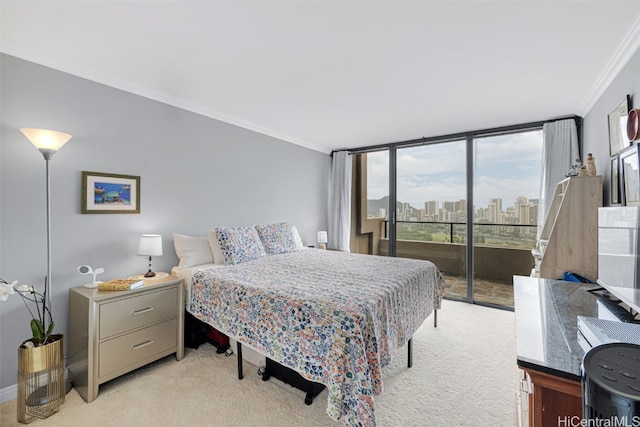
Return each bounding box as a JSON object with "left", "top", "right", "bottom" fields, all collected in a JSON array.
[{"left": 171, "top": 263, "right": 222, "bottom": 311}]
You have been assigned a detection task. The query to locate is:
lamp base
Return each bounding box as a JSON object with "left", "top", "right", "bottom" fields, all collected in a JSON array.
[
  {"left": 144, "top": 270, "right": 156, "bottom": 278},
  {"left": 318, "top": 243, "right": 327, "bottom": 250},
  {"left": 129, "top": 272, "right": 169, "bottom": 281}
]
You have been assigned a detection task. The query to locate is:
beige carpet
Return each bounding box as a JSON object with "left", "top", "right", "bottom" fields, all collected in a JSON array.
[{"left": 0, "top": 300, "right": 519, "bottom": 426}]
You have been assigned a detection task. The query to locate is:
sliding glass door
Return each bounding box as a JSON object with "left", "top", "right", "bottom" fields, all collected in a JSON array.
[
  {"left": 472, "top": 131, "right": 543, "bottom": 307},
  {"left": 395, "top": 141, "right": 469, "bottom": 301},
  {"left": 358, "top": 125, "right": 545, "bottom": 309}
]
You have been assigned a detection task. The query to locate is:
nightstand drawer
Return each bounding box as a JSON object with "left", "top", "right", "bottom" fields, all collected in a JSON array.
[
  {"left": 98, "top": 318, "right": 177, "bottom": 378},
  {"left": 99, "top": 287, "right": 178, "bottom": 339}
]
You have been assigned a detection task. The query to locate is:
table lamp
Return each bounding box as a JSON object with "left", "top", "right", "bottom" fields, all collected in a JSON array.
[
  {"left": 317, "top": 231, "right": 328, "bottom": 250},
  {"left": 137, "top": 234, "right": 163, "bottom": 277}
]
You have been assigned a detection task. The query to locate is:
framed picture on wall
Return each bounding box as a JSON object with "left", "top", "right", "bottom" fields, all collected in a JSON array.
[
  {"left": 81, "top": 171, "right": 140, "bottom": 214},
  {"left": 611, "top": 156, "right": 620, "bottom": 204},
  {"left": 608, "top": 94, "right": 631, "bottom": 156},
  {"left": 619, "top": 145, "right": 640, "bottom": 206}
]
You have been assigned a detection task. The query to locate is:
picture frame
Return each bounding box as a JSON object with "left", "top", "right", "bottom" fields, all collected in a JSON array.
[
  {"left": 81, "top": 171, "right": 140, "bottom": 214},
  {"left": 611, "top": 155, "right": 620, "bottom": 205},
  {"left": 608, "top": 94, "right": 631, "bottom": 156},
  {"left": 619, "top": 145, "right": 640, "bottom": 207}
]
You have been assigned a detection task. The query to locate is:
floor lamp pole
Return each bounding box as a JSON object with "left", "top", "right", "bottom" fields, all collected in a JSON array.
[
  {"left": 41, "top": 151, "right": 54, "bottom": 310},
  {"left": 40, "top": 149, "right": 73, "bottom": 396}
]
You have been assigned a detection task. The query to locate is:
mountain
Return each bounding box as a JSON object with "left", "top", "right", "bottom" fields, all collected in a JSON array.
[{"left": 367, "top": 196, "right": 419, "bottom": 216}]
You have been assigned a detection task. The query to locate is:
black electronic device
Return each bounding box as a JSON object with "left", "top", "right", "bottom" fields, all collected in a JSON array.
[{"left": 582, "top": 343, "right": 640, "bottom": 423}]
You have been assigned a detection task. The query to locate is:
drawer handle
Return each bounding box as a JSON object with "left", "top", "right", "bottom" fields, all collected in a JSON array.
[
  {"left": 132, "top": 340, "right": 154, "bottom": 351},
  {"left": 132, "top": 306, "right": 154, "bottom": 315}
]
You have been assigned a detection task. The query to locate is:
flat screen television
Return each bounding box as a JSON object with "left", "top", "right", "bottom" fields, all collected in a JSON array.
[{"left": 597, "top": 207, "right": 640, "bottom": 314}]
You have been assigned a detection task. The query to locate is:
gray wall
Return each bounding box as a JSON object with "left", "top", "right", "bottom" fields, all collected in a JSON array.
[
  {"left": 0, "top": 54, "right": 330, "bottom": 390},
  {"left": 583, "top": 46, "right": 640, "bottom": 205}
]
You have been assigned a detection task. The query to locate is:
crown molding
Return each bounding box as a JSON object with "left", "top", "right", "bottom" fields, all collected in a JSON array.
[
  {"left": 0, "top": 38, "right": 331, "bottom": 155},
  {"left": 580, "top": 12, "right": 640, "bottom": 116}
]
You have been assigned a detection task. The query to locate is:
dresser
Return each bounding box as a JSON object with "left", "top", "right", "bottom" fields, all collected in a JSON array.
[
  {"left": 68, "top": 275, "right": 184, "bottom": 403},
  {"left": 514, "top": 276, "right": 638, "bottom": 427}
]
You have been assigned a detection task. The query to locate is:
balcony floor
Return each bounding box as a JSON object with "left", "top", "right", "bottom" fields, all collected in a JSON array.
[{"left": 442, "top": 274, "right": 514, "bottom": 308}]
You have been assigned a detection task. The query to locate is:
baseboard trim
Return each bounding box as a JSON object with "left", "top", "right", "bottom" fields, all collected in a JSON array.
[{"left": 0, "top": 383, "right": 17, "bottom": 404}]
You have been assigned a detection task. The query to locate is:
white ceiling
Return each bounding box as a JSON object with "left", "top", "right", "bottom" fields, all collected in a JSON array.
[{"left": 2, "top": 1, "right": 640, "bottom": 154}]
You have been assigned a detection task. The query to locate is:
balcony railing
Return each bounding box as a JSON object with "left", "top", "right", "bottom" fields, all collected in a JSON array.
[
  {"left": 373, "top": 220, "right": 536, "bottom": 288},
  {"left": 381, "top": 220, "right": 537, "bottom": 249}
]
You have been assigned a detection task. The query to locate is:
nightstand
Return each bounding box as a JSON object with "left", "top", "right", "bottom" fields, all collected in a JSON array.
[{"left": 68, "top": 275, "right": 184, "bottom": 403}]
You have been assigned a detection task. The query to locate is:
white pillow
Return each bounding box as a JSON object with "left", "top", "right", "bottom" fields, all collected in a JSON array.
[
  {"left": 173, "top": 233, "right": 214, "bottom": 268},
  {"left": 207, "top": 229, "right": 226, "bottom": 265},
  {"left": 291, "top": 225, "right": 304, "bottom": 249}
]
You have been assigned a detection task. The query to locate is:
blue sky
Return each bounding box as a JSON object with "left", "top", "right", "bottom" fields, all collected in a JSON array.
[{"left": 367, "top": 129, "right": 543, "bottom": 210}]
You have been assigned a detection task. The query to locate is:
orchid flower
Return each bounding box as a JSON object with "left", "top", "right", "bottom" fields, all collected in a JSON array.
[
  {"left": 0, "top": 280, "right": 17, "bottom": 301},
  {"left": 0, "top": 277, "right": 55, "bottom": 346}
]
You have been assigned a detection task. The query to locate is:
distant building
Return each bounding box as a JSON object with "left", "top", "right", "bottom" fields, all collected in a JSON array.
[{"left": 425, "top": 201, "right": 438, "bottom": 217}]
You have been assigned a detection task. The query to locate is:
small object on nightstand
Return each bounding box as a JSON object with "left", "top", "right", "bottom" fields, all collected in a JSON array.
[
  {"left": 77, "top": 265, "right": 104, "bottom": 289},
  {"left": 317, "top": 231, "right": 327, "bottom": 250},
  {"left": 97, "top": 278, "right": 144, "bottom": 291}
]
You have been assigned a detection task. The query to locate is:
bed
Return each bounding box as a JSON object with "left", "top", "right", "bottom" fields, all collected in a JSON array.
[{"left": 172, "top": 224, "right": 445, "bottom": 427}]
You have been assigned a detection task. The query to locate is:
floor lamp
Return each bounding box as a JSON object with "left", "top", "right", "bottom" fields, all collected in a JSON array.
[
  {"left": 20, "top": 128, "right": 72, "bottom": 311},
  {"left": 20, "top": 128, "right": 73, "bottom": 403}
]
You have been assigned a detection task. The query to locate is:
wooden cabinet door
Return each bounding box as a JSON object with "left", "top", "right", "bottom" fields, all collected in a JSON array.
[{"left": 525, "top": 369, "right": 582, "bottom": 427}]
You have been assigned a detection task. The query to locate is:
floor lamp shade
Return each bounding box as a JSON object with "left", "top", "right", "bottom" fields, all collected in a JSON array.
[{"left": 20, "top": 128, "right": 72, "bottom": 156}]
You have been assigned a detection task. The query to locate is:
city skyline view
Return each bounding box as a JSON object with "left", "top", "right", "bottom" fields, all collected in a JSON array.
[
  {"left": 366, "top": 129, "right": 544, "bottom": 226},
  {"left": 368, "top": 194, "right": 539, "bottom": 225}
]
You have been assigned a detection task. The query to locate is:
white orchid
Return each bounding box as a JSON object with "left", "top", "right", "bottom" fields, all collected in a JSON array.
[
  {"left": 0, "top": 280, "right": 17, "bottom": 301},
  {"left": 16, "top": 284, "right": 35, "bottom": 294},
  {"left": 0, "top": 278, "right": 55, "bottom": 346}
]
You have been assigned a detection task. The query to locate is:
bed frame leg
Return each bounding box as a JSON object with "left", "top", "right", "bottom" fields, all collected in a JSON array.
[
  {"left": 434, "top": 309, "right": 438, "bottom": 328},
  {"left": 407, "top": 338, "right": 413, "bottom": 368},
  {"left": 237, "top": 342, "right": 243, "bottom": 380}
]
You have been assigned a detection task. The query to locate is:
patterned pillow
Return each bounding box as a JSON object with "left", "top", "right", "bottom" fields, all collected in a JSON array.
[
  {"left": 215, "top": 226, "right": 267, "bottom": 265},
  {"left": 255, "top": 222, "right": 299, "bottom": 255}
]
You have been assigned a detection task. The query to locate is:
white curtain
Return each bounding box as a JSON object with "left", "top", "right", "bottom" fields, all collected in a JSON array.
[
  {"left": 328, "top": 151, "right": 352, "bottom": 251},
  {"left": 537, "top": 118, "right": 580, "bottom": 238}
]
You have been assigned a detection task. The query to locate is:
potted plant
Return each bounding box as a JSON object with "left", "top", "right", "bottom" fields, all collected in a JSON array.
[{"left": 0, "top": 277, "right": 65, "bottom": 423}]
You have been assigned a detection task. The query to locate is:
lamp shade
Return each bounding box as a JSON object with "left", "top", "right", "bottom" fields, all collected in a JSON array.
[
  {"left": 20, "top": 128, "right": 72, "bottom": 151},
  {"left": 137, "top": 234, "right": 163, "bottom": 256},
  {"left": 317, "top": 231, "right": 328, "bottom": 244}
]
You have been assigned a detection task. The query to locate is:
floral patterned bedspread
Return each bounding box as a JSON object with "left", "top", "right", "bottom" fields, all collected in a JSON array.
[{"left": 189, "top": 249, "right": 444, "bottom": 427}]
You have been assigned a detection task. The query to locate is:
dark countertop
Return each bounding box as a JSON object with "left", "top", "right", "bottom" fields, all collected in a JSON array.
[{"left": 514, "top": 275, "right": 637, "bottom": 381}]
